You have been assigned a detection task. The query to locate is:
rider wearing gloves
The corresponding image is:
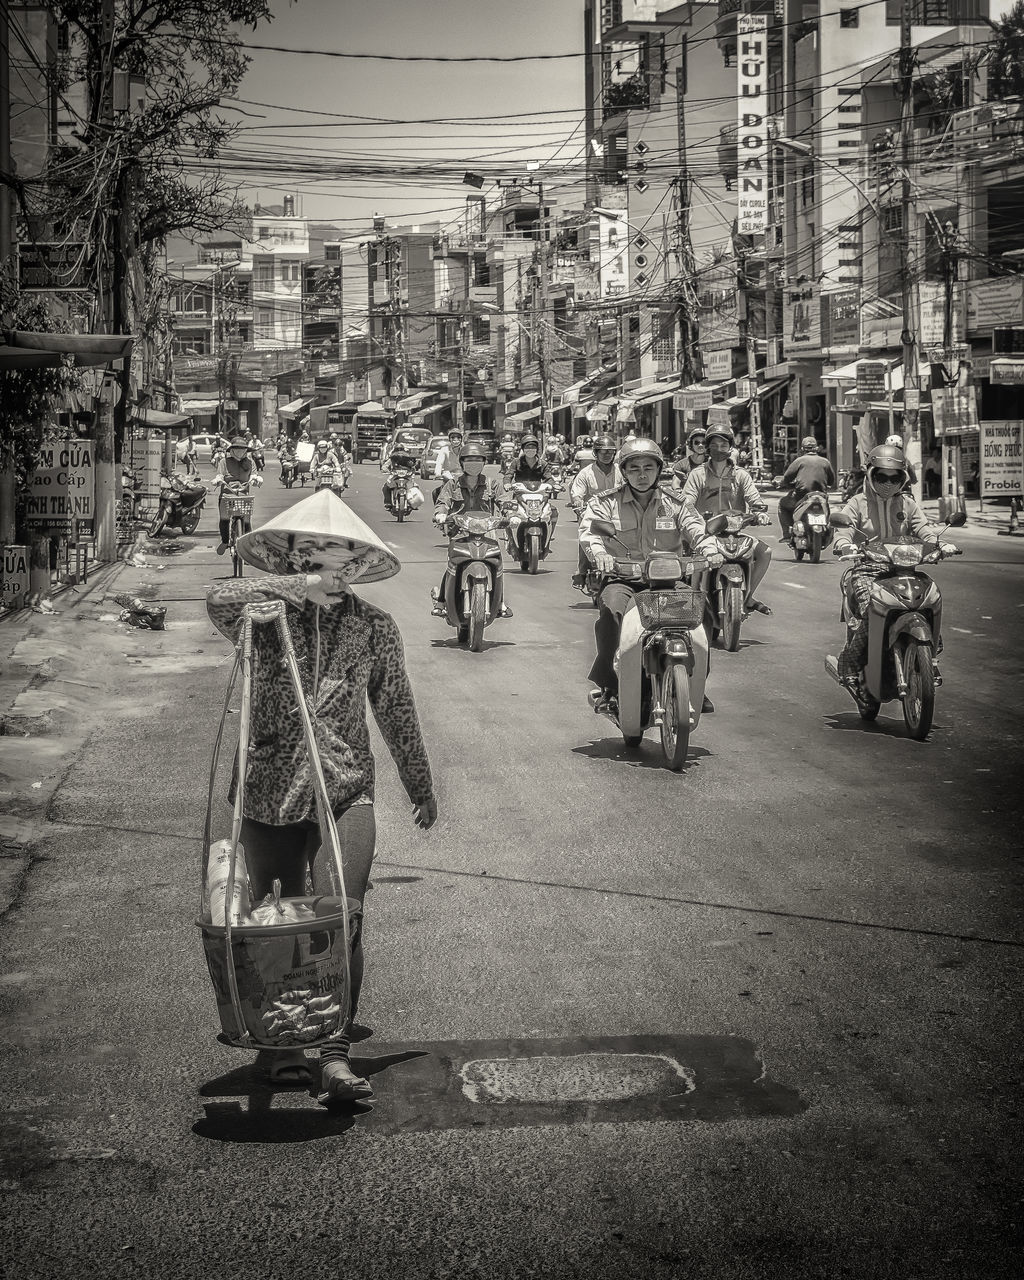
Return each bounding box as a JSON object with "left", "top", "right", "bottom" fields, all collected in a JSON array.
[
  {"left": 579, "top": 439, "right": 722, "bottom": 715},
  {"left": 213, "top": 436, "right": 264, "bottom": 554},
  {"left": 569, "top": 433, "right": 621, "bottom": 587},
  {"left": 430, "top": 441, "right": 512, "bottom": 618},
  {"left": 778, "top": 436, "right": 835, "bottom": 541},
  {"left": 833, "top": 443, "right": 955, "bottom": 686},
  {"left": 681, "top": 424, "right": 773, "bottom": 615}
]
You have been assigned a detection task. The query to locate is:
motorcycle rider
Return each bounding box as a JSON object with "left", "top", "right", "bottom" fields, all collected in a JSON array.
[
  {"left": 681, "top": 423, "right": 773, "bottom": 615},
  {"left": 497, "top": 433, "right": 517, "bottom": 473},
  {"left": 670, "top": 428, "right": 707, "bottom": 488},
  {"left": 429, "top": 441, "right": 512, "bottom": 618},
  {"left": 432, "top": 427, "right": 465, "bottom": 501},
  {"left": 212, "top": 435, "right": 264, "bottom": 554},
  {"left": 544, "top": 435, "right": 566, "bottom": 466},
  {"left": 569, "top": 433, "right": 621, "bottom": 587},
  {"left": 382, "top": 442, "right": 418, "bottom": 513},
  {"left": 778, "top": 436, "right": 835, "bottom": 541},
  {"left": 245, "top": 429, "right": 266, "bottom": 473},
  {"left": 832, "top": 442, "right": 957, "bottom": 687},
  {"left": 579, "top": 439, "right": 723, "bottom": 715},
  {"left": 311, "top": 437, "right": 345, "bottom": 486},
  {"left": 510, "top": 433, "right": 559, "bottom": 546},
  {"left": 572, "top": 435, "right": 596, "bottom": 469}
]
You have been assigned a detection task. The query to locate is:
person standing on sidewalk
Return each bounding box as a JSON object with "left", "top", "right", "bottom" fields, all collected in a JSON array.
[{"left": 206, "top": 490, "right": 437, "bottom": 1105}]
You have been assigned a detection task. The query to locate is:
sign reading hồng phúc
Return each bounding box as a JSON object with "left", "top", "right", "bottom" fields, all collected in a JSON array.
[
  {"left": 736, "top": 14, "right": 768, "bottom": 236},
  {"left": 25, "top": 438, "right": 96, "bottom": 534},
  {"left": 980, "top": 421, "right": 1024, "bottom": 497}
]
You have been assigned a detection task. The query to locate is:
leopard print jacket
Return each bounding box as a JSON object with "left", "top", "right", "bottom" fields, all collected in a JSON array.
[{"left": 206, "top": 576, "right": 434, "bottom": 824}]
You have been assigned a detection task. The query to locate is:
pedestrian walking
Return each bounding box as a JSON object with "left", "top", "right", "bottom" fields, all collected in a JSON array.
[{"left": 206, "top": 490, "right": 437, "bottom": 1104}]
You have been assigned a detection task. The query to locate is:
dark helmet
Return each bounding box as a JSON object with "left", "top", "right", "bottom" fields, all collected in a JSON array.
[
  {"left": 459, "top": 442, "right": 489, "bottom": 463},
  {"left": 228, "top": 435, "right": 250, "bottom": 449},
  {"left": 704, "top": 424, "right": 735, "bottom": 446},
  {"left": 593, "top": 433, "right": 617, "bottom": 452},
  {"left": 618, "top": 437, "right": 664, "bottom": 471},
  {"left": 801, "top": 436, "right": 819, "bottom": 451},
  {"left": 866, "top": 442, "right": 908, "bottom": 484},
  {"left": 448, "top": 428, "right": 464, "bottom": 440},
  {"left": 521, "top": 434, "right": 540, "bottom": 448},
  {"left": 687, "top": 427, "right": 707, "bottom": 446}
]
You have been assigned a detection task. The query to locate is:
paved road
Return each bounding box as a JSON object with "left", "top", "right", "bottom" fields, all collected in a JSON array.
[{"left": 2, "top": 455, "right": 1023, "bottom": 1279}]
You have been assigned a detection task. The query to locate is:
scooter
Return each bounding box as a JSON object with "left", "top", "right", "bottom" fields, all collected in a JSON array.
[
  {"left": 314, "top": 467, "right": 349, "bottom": 496},
  {"left": 280, "top": 455, "right": 296, "bottom": 488},
  {"left": 824, "top": 511, "right": 965, "bottom": 740},
  {"left": 547, "top": 463, "right": 566, "bottom": 498},
  {"left": 388, "top": 468, "right": 422, "bottom": 522},
  {"left": 789, "top": 491, "right": 833, "bottom": 563},
  {"left": 586, "top": 520, "right": 710, "bottom": 771},
  {"left": 506, "top": 480, "right": 555, "bottom": 574},
  {"left": 438, "top": 508, "right": 508, "bottom": 652},
  {"left": 148, "top": 472, "right": 207, "bottom": 537},
  {"left": 702, "top": 509, "right": 772, "bottom": 651}
]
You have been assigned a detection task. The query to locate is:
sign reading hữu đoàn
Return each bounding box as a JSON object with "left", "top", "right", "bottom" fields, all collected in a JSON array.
[{"left": 737, "top": 14, "right": 769, "bottom": 236}]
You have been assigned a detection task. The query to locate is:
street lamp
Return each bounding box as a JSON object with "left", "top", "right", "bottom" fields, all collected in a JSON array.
[{"left": 770, "top": 135, "right": 882, "bottom": 218}]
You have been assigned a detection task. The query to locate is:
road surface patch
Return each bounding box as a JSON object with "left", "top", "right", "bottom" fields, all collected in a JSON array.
[{"left": 459, "top": 1051, "right": 695, "bottom": 1104}]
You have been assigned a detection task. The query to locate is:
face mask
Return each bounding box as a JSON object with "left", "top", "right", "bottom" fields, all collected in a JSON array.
[
  {"left": 463, "top": 460, "right": 484, "bottom": 474},
  {"left": 872, "top": 477, "right": 902, "bottom": 497}
]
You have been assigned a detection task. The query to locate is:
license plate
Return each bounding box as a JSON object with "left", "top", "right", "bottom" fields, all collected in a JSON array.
[{"left": 807, "top": 513, "right": 827, "bottom": 527}]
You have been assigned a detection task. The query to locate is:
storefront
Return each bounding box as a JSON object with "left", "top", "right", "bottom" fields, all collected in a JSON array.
[
  {"left": 277, "top": 396, "right": 314, "bottom": 438},
  {"left": 409, "top": 397, "right": 456, "bottom": 435},
  {"left": 504, "top": 406, "right": 543, "bottom": 437}
]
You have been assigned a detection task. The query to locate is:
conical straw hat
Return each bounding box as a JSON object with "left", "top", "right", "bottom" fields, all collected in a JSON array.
[{"left": 235, "top": 490, "right": 400, "bottom": 582}]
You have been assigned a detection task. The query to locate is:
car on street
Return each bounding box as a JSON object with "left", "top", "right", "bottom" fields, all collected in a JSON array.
[
  {"left": 420, "top": 434, "right": 449, "bottom": 478},
  {"left": 175, "top": 432, "right": 222, "bottom": 463}
]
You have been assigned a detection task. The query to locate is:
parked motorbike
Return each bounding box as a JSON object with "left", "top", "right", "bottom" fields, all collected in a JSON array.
[
  {"left": 506, "top": 480, "right": 555, "bottom": 574},
  {"left": 789, "top": 491, "right": 833, "bottom": 563},
  {"left": 586, "top": 520, "right": 710, "bottom": 771},
  {"left": 438, "top": 508, "right": 508, "bottom": 652},
  {"left": 824, "top": 510, "right": 965, "bottom": 740},
  {"left": 148, "top": 472, "right": 207, "bottom": 537},
  {"left": 701, "top": 509, "right": 772, "bottom": 651}
]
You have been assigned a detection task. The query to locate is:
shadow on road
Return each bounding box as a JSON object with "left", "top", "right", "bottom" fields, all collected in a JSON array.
[
  {"left": 822, "top": 710, "right": 931, "bottom": 741},
  {"left": 429, "top": 637, "right": 516, "bottom": 652},
  {"left": 572, "top": 737, "right": 714, "bottom": 771},
  {"left": 193, "top": 1050, "right": 429, "bottom": 1143}
]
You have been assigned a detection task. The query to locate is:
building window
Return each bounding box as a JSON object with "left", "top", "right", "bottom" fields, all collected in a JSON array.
[
  {"left": 885, "top": 0, "right": 987, "bottom": 22},
  {"left": 257, "top": 225, "right": 270, "bottom": 239},
  {"left": 801, "top": 163, "right": 816, "bottom": 208},
  {"left": 255, "top": 307, "right": 274, "bottom": 335},
  {"left": 840, "top": 8, "right": 860, "bottom": 26}
]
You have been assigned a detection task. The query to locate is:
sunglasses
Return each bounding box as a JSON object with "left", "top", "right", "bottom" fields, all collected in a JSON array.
[{"left": 874, "top": 472, "right": 903, "bottom": 484}]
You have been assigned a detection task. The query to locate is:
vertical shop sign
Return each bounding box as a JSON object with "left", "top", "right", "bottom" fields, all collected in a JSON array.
[
  {"left": 980, "top": 421, "right": 1024, "bottom": 497},
  {"left": 737, "top": 14, "right": 769, "bottom": 235},
  {"left": 2, "top": 546, "right": 30, "bottom": 609}
]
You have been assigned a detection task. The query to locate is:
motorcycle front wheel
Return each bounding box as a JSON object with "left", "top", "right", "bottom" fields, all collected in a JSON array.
[
  {"left": 467, "top": 580, "right": 486, "bottom": 652},
  {"left": 901, "top": 638, "right": 935, "bottom": 740},
  {"left": 527, "top": 531, "right": 540, "bottom": 575},
  {"left": 148, "top": 510, "right": 167, "bottom": 538},
  {"left": 721, "top": 583, "right": 744, "bottom": 651},
  {"left": 809, "top": 528, "right": 823, "bottom": 564},
  {"left": 660, "top": 661, "right": 691, "bottom": 771},
  {"left": 181, "top": 508, "right": 202, "bottom": 536},
  {"left": 396, "top": 498, "right": 406, "bottom": 523}
]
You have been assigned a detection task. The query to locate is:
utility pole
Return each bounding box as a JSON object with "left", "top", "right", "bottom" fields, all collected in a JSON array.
[
  {"left": 533, "top": 179, "right": 550, "bottom": 413},
  {"left": 898, "top": 0, "right": 923, "bottom": 502},
  {"left": 1, "top": 0, "right": 17, "bottom": 550}
]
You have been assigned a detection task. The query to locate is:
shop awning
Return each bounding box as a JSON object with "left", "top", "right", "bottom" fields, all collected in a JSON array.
[
  {"left": 560, "top": 379, "right": 590, "bottom": 405},
  {"left": 410, "top": 397, "right": 455, "bottom": 425},
  {"left": 586, "top": 398, "right": 618, "bottom": 423},
  {"left": 672, "top": 380, "right": 734, "bottom": 410},
  {"left": 131, "top": 407, "right": 192, "bottom": 428},
  {"left": 278, "top": 396, "right": 314, "bottom": 420},
  {"left": 357, "top": 399, "right": 390, "bottom": 416},
  {"left": 616, "top": 385, "right": 677, "bottom": 424},
  {"left": 0, "top": 329, "right": 134, "bottom": 369},
  {"left": 506, "top": 392, "right": 543, "bottom": 415},
  {"left": 395, "top": 390, "right": 435, "bottom": 413},
  {"left": 179, "top": 398, "right": 221, "bottom": 415},
  {"left": 505, "top": 407, "right": 543, "bottom": 427}
]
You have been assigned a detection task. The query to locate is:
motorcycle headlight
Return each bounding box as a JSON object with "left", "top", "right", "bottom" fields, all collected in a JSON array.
[
  {"left": 887, "top": 544, "right": 923, "bottom": 568},
  {"left": 646, "top": 555, "right": 683, "bottom": 582}
]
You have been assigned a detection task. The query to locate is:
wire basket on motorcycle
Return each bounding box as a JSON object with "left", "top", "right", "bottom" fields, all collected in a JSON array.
[
  {"left": 225, "top": 496, "right": 254, "bottom": 516},
  {"left": 634, "top": 587, "right": 706, "bottom": 630}
]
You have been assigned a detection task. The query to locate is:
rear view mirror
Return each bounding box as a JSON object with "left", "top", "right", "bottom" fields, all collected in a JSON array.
[
  {"left": 829, "top": 512, "right": 853, "bottom": 529},
  {"left": 948, "top": 510, "right": 967, "bottom": 528}
]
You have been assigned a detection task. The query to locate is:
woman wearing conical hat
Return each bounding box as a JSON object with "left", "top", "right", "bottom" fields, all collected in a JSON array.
[{"left": 206, "top": 490, "right": 437, "bottom": 1105}]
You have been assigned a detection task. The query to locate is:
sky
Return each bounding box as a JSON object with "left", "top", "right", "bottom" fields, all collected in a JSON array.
[{"left": 219, "top": 0, "right": 588, "bottom": 236}]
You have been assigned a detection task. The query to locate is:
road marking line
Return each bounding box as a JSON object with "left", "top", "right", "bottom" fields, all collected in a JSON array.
[
  {"left": 782, "top": 582, "right": 807, "bottom": 590},
  {"left": 951, "top": 627, "right": 973, "bottom": 634}
]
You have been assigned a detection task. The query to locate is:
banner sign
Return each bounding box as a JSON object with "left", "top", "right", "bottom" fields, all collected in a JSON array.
[
  {"left": 703, "top": 348, "right": 733, "bottom": 381},
  {"left": 783, "top": 282, "right": 821, "bottom": 354},
  {"left": 736, "top": 14, "right": 769, "bottom": 236},
  {"left": 966, "top": 276, "right": 1024, "bottom": 332},
  {"left": 931, "top": 381, "right": 978, "bottom": 438},
  {"left": 2, "top": 546, "right": 30, "bottom": 610},
  {"left": 980, "top": 421, "right": 1024, "bottom": 497},
  {"left": 823, "top": 289, "right": 860, "bottom": 350},
  {"left": 25, "top": 438, "right": 96, "bottom": 532},
  {"left": 918, "top": 282, "right": 964, "bottom": 347},
  {"left": 990, "top": 359, "right": 1024, "bottom": 385},
  {"left": 856, "top": 361, "right": 888, "bottom": 399}
]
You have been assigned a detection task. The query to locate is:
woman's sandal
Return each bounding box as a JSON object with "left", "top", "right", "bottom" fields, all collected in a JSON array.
[{"left": 317, "top": 1058, "right": 374, "bottom": 1107}]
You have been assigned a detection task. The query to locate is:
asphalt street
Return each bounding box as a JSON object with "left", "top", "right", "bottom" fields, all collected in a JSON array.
[{"left": 1, "top": 454, "right": 1023, "bottom": 1279}]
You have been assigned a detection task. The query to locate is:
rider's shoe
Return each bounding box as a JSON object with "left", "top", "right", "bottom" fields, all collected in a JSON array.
[
  {"left": 746, "top": 597, "right": 773, "bottom": 616},
  {"left": 429, "top": 588, "right": 446, "bottom": 618},
  {"left": 701, "top": 694, "right": 715, "bottom": 714},
  {"left": 589, "top": 688, "right": 618, "bottom": 717},
  {"left": 498, "top": 602, "right": 513, "bottom": 619},
  {"left": 216, "top": 542, "right": 228, "bottom": 556},
  {"left": 571, "top": 573, "right": 586, "bottom": 589}
]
